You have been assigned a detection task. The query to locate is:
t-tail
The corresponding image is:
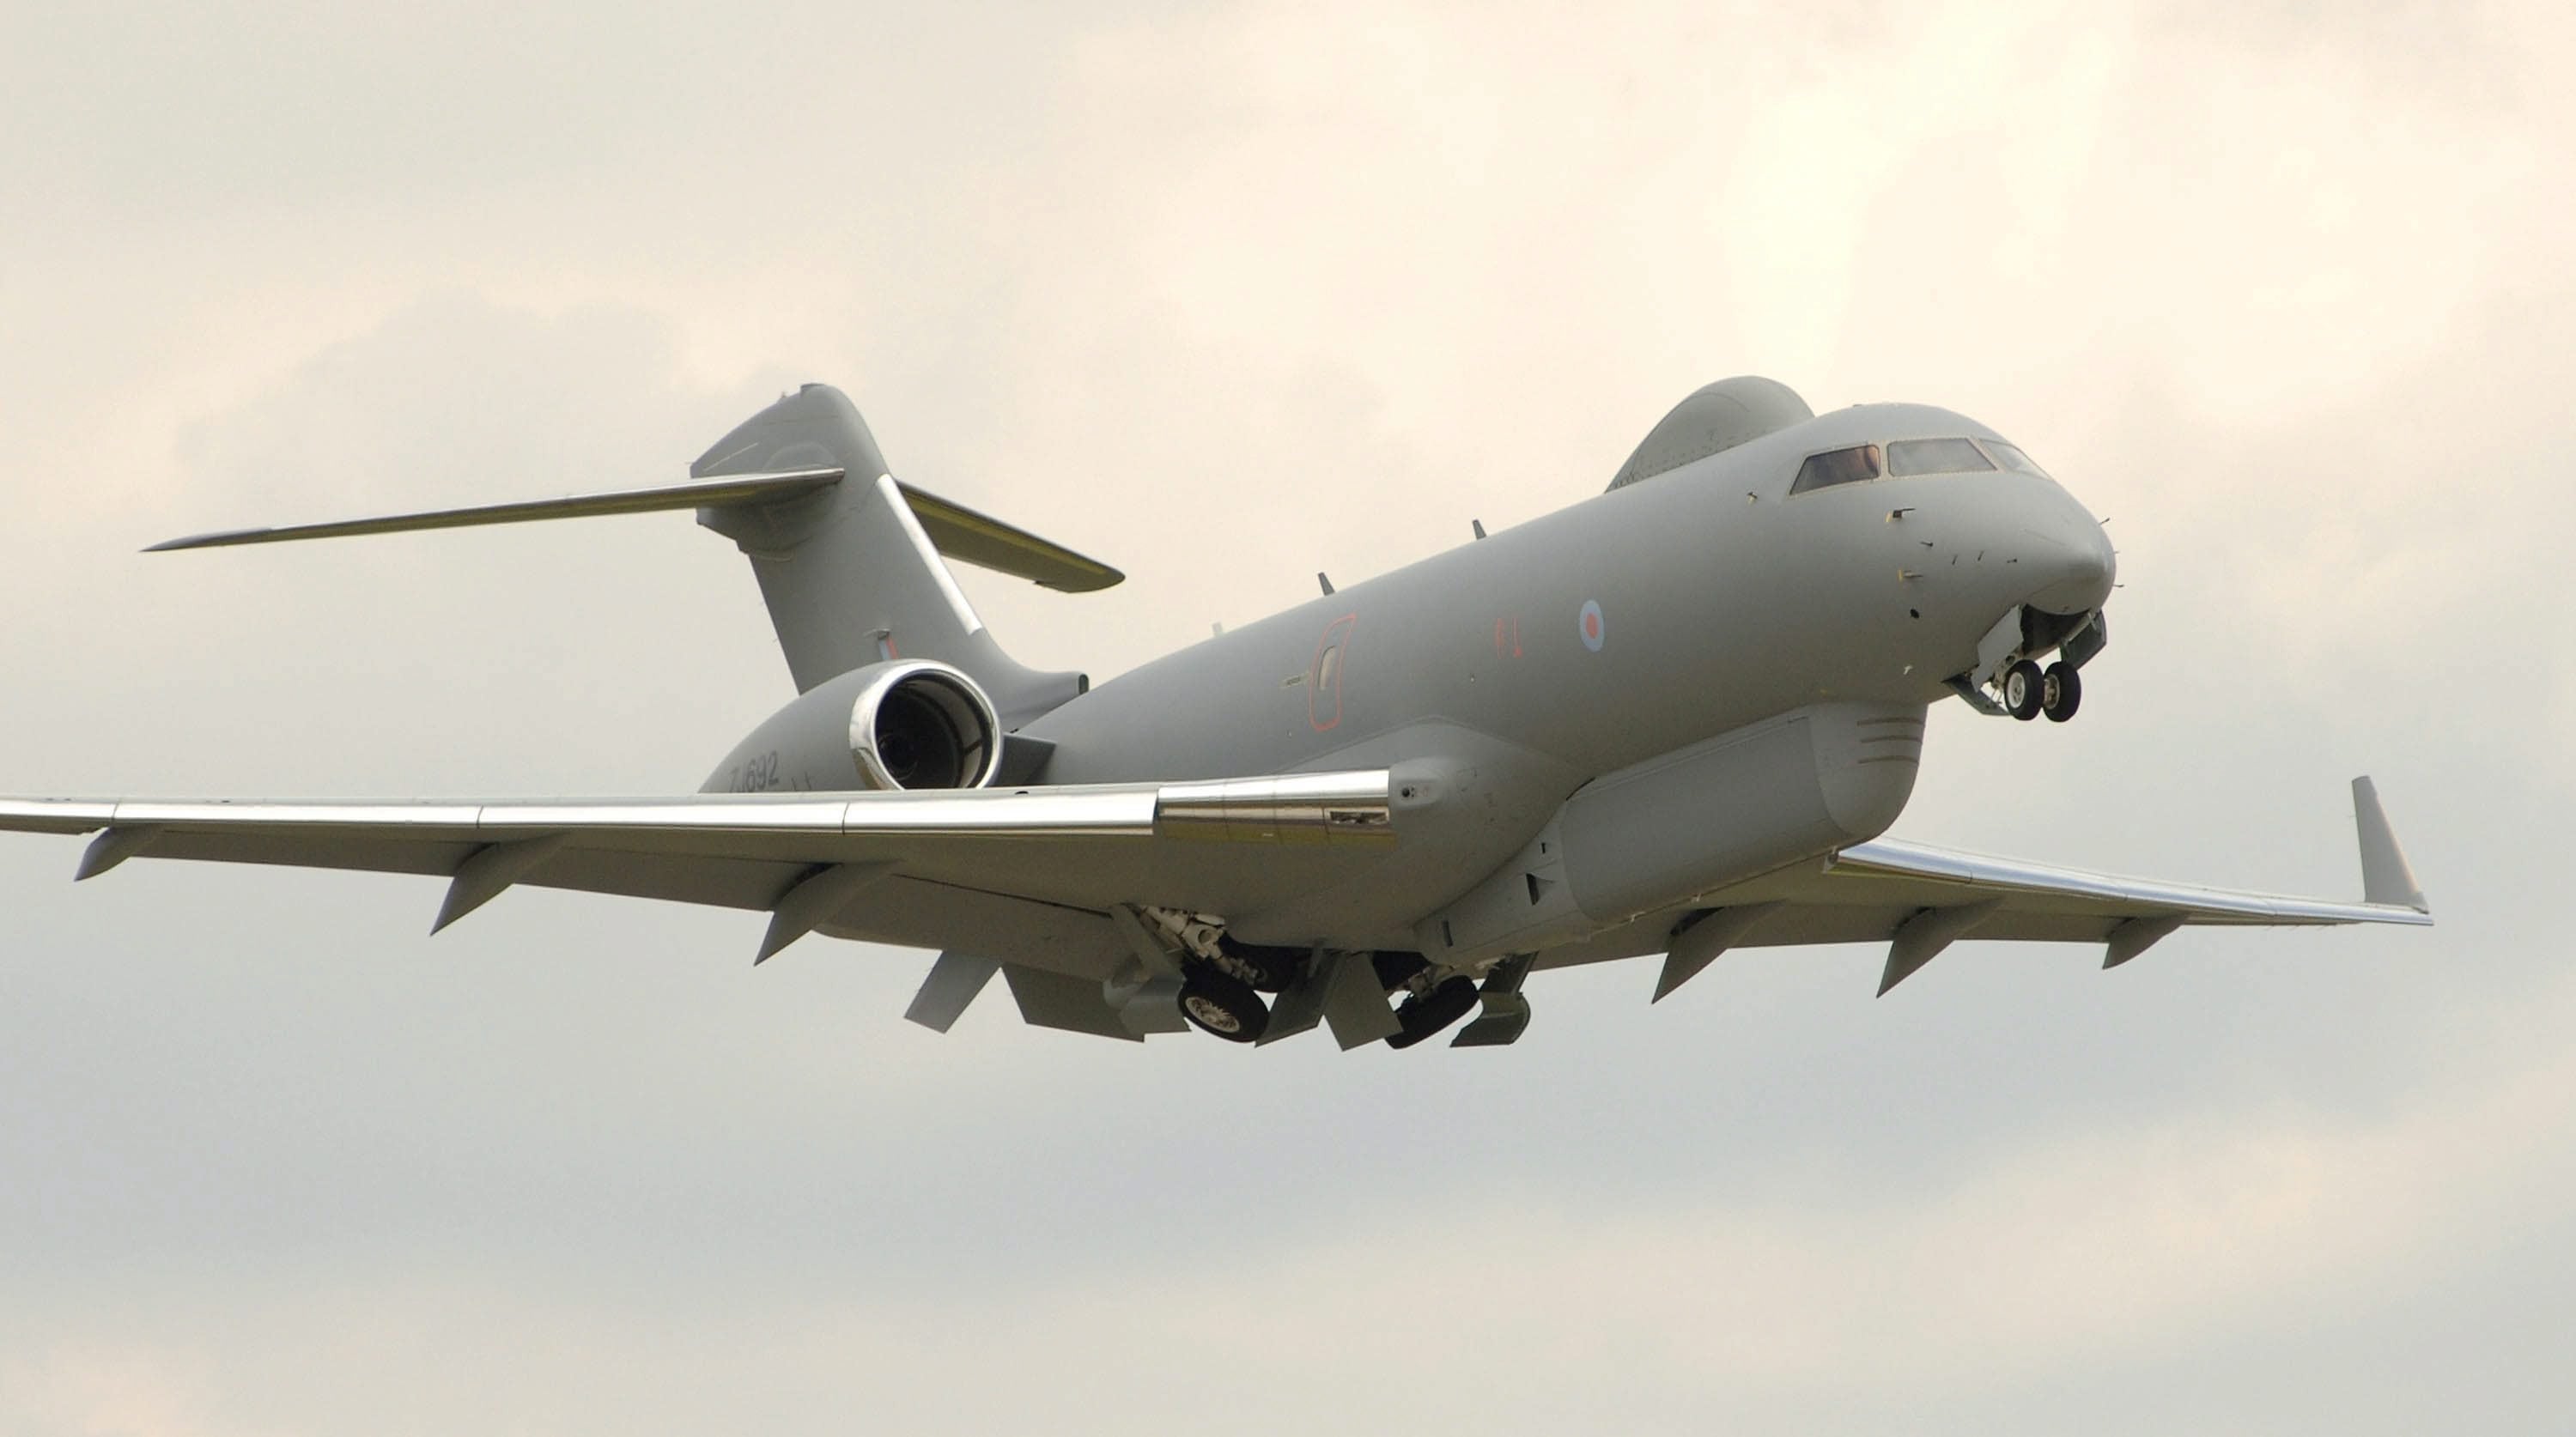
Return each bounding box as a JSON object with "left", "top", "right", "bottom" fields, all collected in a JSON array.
[
  {"left": 684, "top": 384, "right": 1092, "bottom": 723},
  {"left": 150, "top": 382, "right": 1113, "bottom": 731}
]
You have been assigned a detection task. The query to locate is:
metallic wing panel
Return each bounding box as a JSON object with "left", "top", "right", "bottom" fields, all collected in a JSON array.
[
  {"left": 0, "top": 773, "right": 1398, "bottom": 942},
  {"left": 1823, "top": 838, "right": 2433, "bottom": 929}
]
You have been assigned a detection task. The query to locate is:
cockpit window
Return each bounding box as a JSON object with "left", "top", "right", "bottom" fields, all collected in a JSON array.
[
  {"left": 1886, "top": 438, "right": 1996, "bottom": 476},
  {"left": 1789, "top": 443, "right": 1882, "bottom": 494},
  {"left": 1981, "top": 439, "right": 2050, "bottom": 477}
]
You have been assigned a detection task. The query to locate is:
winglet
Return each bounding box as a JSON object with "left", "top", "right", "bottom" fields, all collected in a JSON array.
[{"left": 2354, "top": 776, "right": 2427, "bottom": 912}]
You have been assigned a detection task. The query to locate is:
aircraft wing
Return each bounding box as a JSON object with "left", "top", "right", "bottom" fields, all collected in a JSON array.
[
  {"left": 1643, "top": 778, "right": 2431, "bottom": 997},
  {"left": 0, "top": 772, "right": 1398, "bottom": 962}
]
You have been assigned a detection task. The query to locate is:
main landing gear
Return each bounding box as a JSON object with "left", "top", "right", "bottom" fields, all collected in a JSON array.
[
  {"left": 1179, "top": 967, "right": 1270, "bottom": 1042},
  {"left": 1170, "top": 943, "right": 1488, "bottom": 1049},
  {"left": 1175, "top": 942, "right": 1302, "bottom": 1044},
  {"left": 1371, "top": 952, "right": 1481, "bottom": 1049},
  {"left": 2002, "top": 659, "right": 2081, "bottom": 724}
]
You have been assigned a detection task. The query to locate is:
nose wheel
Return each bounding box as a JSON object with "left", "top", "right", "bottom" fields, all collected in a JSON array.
[
  {"left": 2002, "top": 659, "right": 2082, "bottom": 723},
  {"left": 2002, "top": 659, "right": 2044, "bottom": 720},
  {"left": 2041, "top": 662, "right": 2081, "bottom": 722}
]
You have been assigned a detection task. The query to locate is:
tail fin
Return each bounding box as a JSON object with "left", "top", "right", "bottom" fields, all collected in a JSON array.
[
  {"left": 149, "top": 382, "right": 1106, "bottom": 728},
  {"left": 690, "top": 385, "right": 1085, "bottom": 720}
]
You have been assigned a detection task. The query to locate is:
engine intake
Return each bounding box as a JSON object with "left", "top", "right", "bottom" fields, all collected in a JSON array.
[
  {"left": 702, "top": 658, "right": 1005, "bottom": 794},
  {"left": 850, "top": 660, "right": 1000, "bottom": 790}
]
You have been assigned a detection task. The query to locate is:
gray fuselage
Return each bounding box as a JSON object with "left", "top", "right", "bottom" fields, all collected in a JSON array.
[{"left": 1000, "top": 402, "right": 2113, "bottom": 953}]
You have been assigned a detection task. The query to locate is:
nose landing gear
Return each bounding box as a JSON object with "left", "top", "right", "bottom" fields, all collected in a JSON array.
[
  {"left": 2001, "top": 659, "right": 2083, "bottom": 724},
  {"left": 1962, "top": 607, "right": 2105, "bottom": 724}
]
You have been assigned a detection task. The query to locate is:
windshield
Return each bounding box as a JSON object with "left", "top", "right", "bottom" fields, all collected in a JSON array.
[
  {"left": 1789, "top": 444, "right": 1882, "bottom": 494},
  {"left": 1981, "top": 438, "right": 2050, "bottom": 478},
  {"left": 1886, "top": 438, "right": 1996, "bottom": 476}
]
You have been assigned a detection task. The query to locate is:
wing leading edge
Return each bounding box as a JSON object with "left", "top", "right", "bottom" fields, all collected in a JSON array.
[
  {"left": 0, "top": 772, "right": 1397, "bottom": 964},
  {"left": 1647, "top": 776, "right": 2430, "bottom": 998}
]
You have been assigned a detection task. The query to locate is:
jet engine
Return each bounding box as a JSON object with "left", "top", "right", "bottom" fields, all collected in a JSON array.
[{"left": 703, "top": 658, "right": 1004, "bottom": 794}]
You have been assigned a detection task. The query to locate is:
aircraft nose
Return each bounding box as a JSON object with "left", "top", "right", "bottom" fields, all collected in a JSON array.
[{"left": 2020, "top": 496, "right": 2117, "bottom": 615}]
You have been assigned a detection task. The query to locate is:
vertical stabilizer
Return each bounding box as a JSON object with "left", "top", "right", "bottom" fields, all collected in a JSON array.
[{"left": 692, "top": 385, "right": 1083, "bottom": 724}]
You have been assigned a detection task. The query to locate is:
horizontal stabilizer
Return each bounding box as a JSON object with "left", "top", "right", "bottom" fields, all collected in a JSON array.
[
  {"left": 148, "top": 468, "right": 846, "bottom": 550},
  {"left": 149, "top": 469, "right": 1124, "bottom": 593},
  {"left": 896, "top": 485, "right": 1124, "bottom": 592}
]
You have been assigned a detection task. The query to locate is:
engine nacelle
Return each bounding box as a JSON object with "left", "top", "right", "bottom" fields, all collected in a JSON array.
[{"left": 703, "top": 659, "right": 1003, "bottom": 794}]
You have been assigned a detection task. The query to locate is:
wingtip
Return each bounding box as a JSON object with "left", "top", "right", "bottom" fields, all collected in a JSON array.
[
  {"left": 144, "top": 530, "right": 258, "bottom": 553},
  {"left": 1042, "top": 565, "right": 1126, "bottom": 593},
  {"left": 2352, "top": 775, "right": 2428, "bottom": 913}
]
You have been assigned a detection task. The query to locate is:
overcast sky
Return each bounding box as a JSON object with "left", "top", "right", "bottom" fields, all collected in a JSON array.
[{"left": 3, "top": 2, "right": 2572, "bottom": 1432}]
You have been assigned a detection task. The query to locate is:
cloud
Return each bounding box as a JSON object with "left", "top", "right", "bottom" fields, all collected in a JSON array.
[
  {"left": 9, "top": 965, "right": 2572, "bottom": 1436},
  {"left": 1, "top": 2, "right": 2572, "bottom": 1434}
]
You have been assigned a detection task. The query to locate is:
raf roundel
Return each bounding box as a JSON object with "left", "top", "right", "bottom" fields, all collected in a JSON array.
[{"left": 1579, "top": 598, "right": 1606, "bottom": 652}]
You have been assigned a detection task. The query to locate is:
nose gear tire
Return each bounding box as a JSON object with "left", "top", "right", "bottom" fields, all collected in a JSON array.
[
  {"left": 2042, "top": 662, "right": 2081, "bottom": 723},
  {"left": 1179, "top": 969, "right": 1271, "bottom": 1043},
  {"left": 2003, "top": 659, "right": 2045, "bottom": 721},
  {"left": 1385, "top": 976, "right": 1481, "bottom": 1049}
]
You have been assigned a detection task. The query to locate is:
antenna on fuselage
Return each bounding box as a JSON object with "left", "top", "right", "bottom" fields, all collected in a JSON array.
[
  {"left": 1317, "top": 573, "right": 1335, "bottom": 596},
  {"left": 1472, "top": 519, "right": 1486, "bottom": 540}
]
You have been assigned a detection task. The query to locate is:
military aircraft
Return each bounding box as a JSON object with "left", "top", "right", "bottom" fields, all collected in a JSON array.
[{"left": 0, "top": 377, "right": 2429, "bottom": 1049}]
